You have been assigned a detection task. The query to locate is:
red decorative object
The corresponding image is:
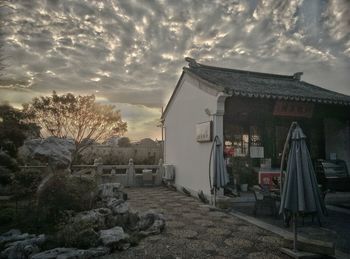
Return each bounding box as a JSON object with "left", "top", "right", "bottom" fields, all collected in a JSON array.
[{"left": 258, "top": 170, "right": 281, "bottom": 188}]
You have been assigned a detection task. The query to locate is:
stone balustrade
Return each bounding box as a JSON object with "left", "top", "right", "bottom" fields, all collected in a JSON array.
[{"left": 19, "top": 158, "right": 165, "bottom": 187}]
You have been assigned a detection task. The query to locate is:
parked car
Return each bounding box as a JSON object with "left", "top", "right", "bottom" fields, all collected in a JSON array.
[{"left": 314, "top": 159, "right": 350, "bottom": 192}]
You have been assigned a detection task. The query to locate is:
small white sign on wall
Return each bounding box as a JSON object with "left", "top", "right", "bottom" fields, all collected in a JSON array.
[
  {"left": 250, "top": 146, "right": 264, "bottom": 158},
  {"left": 196, "top": 121, "right": 212, "bottom": 142}
]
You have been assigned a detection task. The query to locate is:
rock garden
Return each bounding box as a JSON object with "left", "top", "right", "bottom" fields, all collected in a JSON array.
[
  {"left": 0, "top": 137, "right": 165, "bottom": 259},
  {"left": 0, "top": 182, "right": 165, "bottom": 259}
]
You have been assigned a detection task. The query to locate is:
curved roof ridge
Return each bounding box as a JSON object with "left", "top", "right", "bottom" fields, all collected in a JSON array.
[{"left": 198, "top": 63, "right": 295, "bottom": 80}]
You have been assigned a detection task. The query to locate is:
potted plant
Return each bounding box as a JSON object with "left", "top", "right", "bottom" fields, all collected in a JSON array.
[{"left": 239, "top": 167, "right": 258, "bottom": 192}]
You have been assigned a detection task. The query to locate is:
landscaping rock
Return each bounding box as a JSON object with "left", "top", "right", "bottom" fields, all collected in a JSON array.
[
  {"left": 73, "top": 208, "right": 112, "bottom": 229},
  {"left": 19, "top": 137, "right": 75, "bottom": 169},
  {"left": 85, "top": 246, "right": 111, "bottom": 257},
  {"left": 31, "top": 246, "right": 110, "bottom": 259},
  {"left": 137, "top": 210, "right": 165, "bottom": 236},
  {"left": 0, "top": 229, "right": 31, "bottom": 246},
  {"left": 56, "top": 208, "right": 113, "bottom": 248},
  {"left": 99, "top": 226, "right": 129, "bottom": 250},
  {"left": 31, "top": 248, "right": 83, "bottom": 259},
  {"left": 0, "top": 234, "right": 46, "bottom": 259},
  {"left": 107, "top": 198, "right": 129, "bottom": 214}
]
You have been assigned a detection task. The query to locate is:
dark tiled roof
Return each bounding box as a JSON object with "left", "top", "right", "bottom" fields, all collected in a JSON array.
[{"left": 184, "top": 58, "right": 350, "bottom": 105}]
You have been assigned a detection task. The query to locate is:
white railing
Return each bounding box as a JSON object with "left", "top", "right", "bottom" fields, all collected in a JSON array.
[{"left": 20, "top": 159, "right": 164, "bottom": 187}]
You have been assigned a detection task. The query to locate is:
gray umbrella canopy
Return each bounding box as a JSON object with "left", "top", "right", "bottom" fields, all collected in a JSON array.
[
  {"left": 279, "top": 125, "right": 327, "bottom": 215},
  {"left": 212, "top": 136, "right": 229, "bottom": 189}
]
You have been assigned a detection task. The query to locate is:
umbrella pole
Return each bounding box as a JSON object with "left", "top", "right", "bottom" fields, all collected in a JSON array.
[
  {"left": 213, "top": 188, "right": 216, "bottom": 207},
  {"left": 280, "top": 122, "right": 298, "bottom": 192},
  {"left": 293, "top": 214, "right": 298, "bottom": 252}
]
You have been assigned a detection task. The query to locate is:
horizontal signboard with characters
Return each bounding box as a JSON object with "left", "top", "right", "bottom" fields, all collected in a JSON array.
[{"left": 273, "top": 100, "right": 314, "bottom": 118}]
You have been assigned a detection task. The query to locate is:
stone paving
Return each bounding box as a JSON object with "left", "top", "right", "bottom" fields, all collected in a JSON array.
[{"left": 102, "top": 187, "right": 289, "bottom": 259}]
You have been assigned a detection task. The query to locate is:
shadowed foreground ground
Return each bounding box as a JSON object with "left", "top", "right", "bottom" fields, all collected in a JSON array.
[{"left": 102, "top": 187, "right": 288, "bottom": 259}]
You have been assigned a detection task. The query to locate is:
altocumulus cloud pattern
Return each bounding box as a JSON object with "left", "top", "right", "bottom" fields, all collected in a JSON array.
[{"left": 0, "top": 0, "right": 349, "bottom": 138}]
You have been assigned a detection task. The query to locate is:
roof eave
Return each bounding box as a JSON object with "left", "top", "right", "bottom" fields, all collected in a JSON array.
[{"left": 228, "top": 90, "right": 350, "bottom": 106}]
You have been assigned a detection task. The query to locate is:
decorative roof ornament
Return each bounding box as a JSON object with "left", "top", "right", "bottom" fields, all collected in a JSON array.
[{"left": 185, "top": 57, "right": 199, "bottom": 68}]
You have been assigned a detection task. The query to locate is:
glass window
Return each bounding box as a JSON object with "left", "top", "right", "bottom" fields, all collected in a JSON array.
[{"left": 250, "top": 126, "right": 262, "bottom": 146}]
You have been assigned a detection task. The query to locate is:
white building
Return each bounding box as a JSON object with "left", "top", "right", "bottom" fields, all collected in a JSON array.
[
  {"left": 161, "top": 58, "right": 230, "bottom": 196},
  {"left": 162, "top": 58, "right": 350, "bottom": 197}
]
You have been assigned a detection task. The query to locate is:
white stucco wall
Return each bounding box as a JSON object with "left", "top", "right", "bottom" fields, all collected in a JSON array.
[{"left": 164, "top": 73, "right": 220, "bottom": 196}]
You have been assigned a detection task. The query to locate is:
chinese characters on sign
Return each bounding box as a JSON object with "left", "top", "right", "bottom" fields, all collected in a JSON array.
[
  {"left": 258, "top": 170, "right": 281, "bottom": 189},
  {"left": 196, "top": 121, "right": 212, "bottom": 142},
  {"left": 273, "top": 100, "right": 314, "bottom": 118}
]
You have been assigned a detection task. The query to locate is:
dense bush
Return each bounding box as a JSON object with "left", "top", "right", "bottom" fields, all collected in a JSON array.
[
  {"left": 0, "top": 151, "right": 18, "bottom": 189},
  {"left": 37, "top": 174, "right": 97, "bottom": 222},
  {"left": 0, "top": 167, "right": 12, "bottom": 186},
  {"left": 0, "top": 151, "right": 18, "bottom": 171},
  {"left": 0, "top": 207, "right": 14, "bottom": 225},
  {"left": 12, "top": 169, "right": 44, "bottom": 198}
]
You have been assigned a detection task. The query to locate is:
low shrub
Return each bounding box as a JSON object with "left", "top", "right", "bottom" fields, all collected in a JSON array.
[
  {"left": 0, "top": 151, "right": 17, "bottom": 187},
  {"left": 0, "top": 151, "right": 18, "bottom": 172},
  {"left": 0, "top": 207, "right": 14, "bottom": 225},
  {"left": 37, "top": 174, "right": 97, "bottom": 222},
  {"left": 0, "top": 167, "right": 12, "bottom": 186},
  {"left": 56, "top": 221, "right": 99, "bottom": 249},
  {"left": 12, "top": 169, "right": 44, "bottom": 198},
  {"left": 239, "top": 167, "right": 258, "bottom": 187}
]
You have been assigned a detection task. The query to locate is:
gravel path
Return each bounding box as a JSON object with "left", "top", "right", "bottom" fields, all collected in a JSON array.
[{"left": 102, "top": 187, "right": 289, "bottom": 259}]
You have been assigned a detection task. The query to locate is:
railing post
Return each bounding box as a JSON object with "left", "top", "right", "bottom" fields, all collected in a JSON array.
[
  {"left": 96, "top": 164, "right": 103, "bottom": 175},
  {"left": 155, "top": 158, "right": 164, "bottom": 185},
  {"left": 93, "top": 158, "right": 103, "bottom": 184},
  {"left": 126, "top": 158, "right": 135, "bottom": 187}
]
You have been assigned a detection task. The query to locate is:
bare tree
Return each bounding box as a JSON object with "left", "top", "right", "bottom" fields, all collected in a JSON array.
[{"left": 23, "top": 91, "right": 127, "bottom": 157}]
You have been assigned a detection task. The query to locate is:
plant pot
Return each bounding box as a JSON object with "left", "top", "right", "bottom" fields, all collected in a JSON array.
[{"left": 240, "top": 183, "right": 248, "bottom": 192}]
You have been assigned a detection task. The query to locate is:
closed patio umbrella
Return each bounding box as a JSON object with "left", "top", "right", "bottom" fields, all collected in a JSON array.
[
  {"left": 279, "top": 123, "right": 327, "bottom": 253},
  {"left": 209, "top": 135, "right": 229, "bottom": 206}
]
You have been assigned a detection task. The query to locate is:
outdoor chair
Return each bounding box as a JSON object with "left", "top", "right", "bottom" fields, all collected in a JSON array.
[
  {"left": 251, "top": 186, "right": 278, "bottom": 217},
  {"left": 300, "top": 189, "right": 329, "bottom": 226}
]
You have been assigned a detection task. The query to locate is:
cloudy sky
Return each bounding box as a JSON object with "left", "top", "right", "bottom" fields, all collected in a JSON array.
[{"left": 0, "top": 0, "right": 349, "bottom": 140}]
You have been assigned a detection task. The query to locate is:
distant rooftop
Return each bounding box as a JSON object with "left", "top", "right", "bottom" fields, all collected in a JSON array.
[{"left": 184, "top": 57, "right": 350, "bottom": 106}]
